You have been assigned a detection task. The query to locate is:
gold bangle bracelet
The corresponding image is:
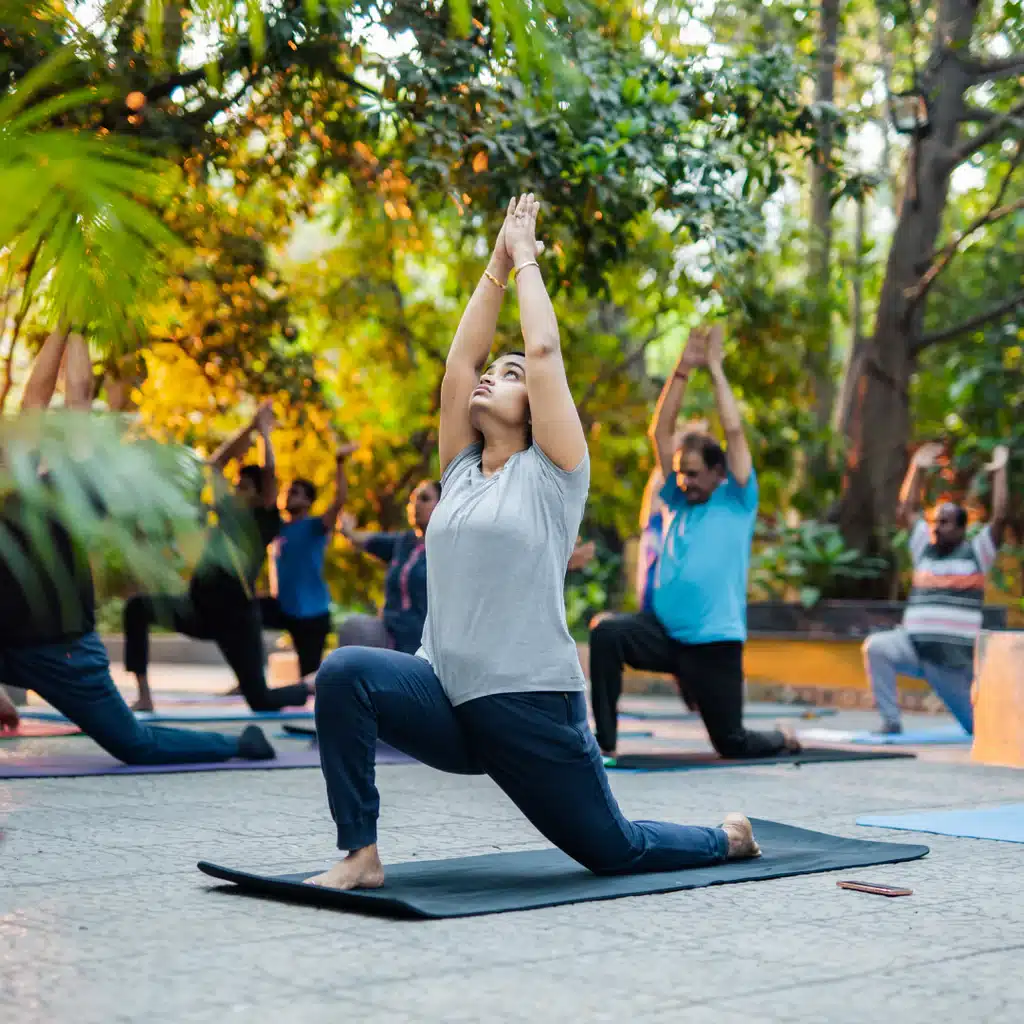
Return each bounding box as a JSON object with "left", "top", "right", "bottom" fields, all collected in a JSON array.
[
  {"left": 514, "top": 260, "right": 540, "bottom": 276},
  {"left": 483, "top": 270, "right": 506, "bottom": 291}
]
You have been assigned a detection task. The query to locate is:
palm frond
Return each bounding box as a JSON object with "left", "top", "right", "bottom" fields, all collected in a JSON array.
[
  {"left": 1, "top": 412, "right": 208, "bottom": 606},
  {"left": 0, "top": 51, "right": 180, "bottom": 346}
]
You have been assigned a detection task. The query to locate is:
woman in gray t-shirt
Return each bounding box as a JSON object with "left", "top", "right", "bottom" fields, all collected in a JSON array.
[{"left": 307, "top": 195, "right": 760, "bottom": 891}]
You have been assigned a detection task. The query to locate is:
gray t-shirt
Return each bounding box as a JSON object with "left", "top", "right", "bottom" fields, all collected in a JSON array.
[{"left": 419, "top": 442, "right": 590, "bottom": 705}]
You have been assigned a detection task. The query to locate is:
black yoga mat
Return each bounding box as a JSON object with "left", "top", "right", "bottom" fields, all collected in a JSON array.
[
  {"left": 605, "top": 747, "right": 915, "bottom": 772},
  {"left": 197, "top": 818, "right": 929, "bottom": 919}
]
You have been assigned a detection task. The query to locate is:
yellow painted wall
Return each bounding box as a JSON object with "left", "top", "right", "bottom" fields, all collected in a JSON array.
[{"left": 743, "top": 637, "right": 929, "bottom": 694}]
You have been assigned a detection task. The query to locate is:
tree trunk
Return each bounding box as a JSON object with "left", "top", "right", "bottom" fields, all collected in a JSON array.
[
  {"left": 808, "top": 0, "right": 840, "bottom": 433},
  {"left": 837, "top": 0, "right": 980, "bottom": 558}
]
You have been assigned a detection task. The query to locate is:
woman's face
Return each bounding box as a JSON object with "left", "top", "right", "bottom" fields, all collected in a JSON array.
[
  {"left": 468, "top": 354, "right": 530, "bottom": 433},
  {"left": 408, "top": 481, "right": 439, "bottom": 532}
]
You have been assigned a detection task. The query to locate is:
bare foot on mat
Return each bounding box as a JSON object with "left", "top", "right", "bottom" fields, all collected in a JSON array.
[
  {"left": 306, "top": 845, "right": 386, "bottom": 891},
  {"left": 779, "top": 724, "right": 802, "bottom": 753},
  {"left": 131, "top": 697, "right": 154, "bottom": 712},
  {"left": 722, "top": 813, "right": 761, "bottom": 860}
]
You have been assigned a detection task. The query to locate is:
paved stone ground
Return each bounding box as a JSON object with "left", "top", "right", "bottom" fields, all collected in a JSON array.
[{"left": 2, "top": 668, "right": 1023, "bottom": 1024}]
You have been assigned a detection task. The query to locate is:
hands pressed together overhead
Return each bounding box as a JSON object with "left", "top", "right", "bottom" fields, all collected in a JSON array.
[
  {"left": 491, "top": 194, "right": 545, "bottom": 277},
  {"left": 678, "top": 323, "right": 725, "bottom": 374}
]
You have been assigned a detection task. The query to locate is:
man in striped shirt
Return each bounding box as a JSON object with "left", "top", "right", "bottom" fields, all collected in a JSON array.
[{"left": 863, "top": 442, "right": 1009, "bottom": 734}]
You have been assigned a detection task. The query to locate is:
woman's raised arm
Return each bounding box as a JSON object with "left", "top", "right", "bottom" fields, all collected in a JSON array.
[
  {"left": 439, "top": 199, "right": 518, "bottom": 475},
  {"left": 505, "top": 195, "right": 586, "bottom": 472}
]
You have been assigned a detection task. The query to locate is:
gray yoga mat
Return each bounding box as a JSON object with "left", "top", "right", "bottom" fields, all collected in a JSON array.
[
  {"left": 21, "top": 706, "right": 314, "bottom": 725},
  {"left": 604, "top": 748, "right": 915, "bottom": 772},
  {"left": 0, "top": 742, "right": 413, "bottom": 778},
  {"left": 621, "top": 705, "right": 838, "bottom": 722},
  {"left": 197, "top": 818, "right": 929, "bottom": 919}
]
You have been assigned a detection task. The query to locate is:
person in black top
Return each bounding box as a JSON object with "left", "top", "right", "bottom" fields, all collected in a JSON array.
[
  {"left": 123, "top": 402, "right": 311, "bottom": 712},
  {"left": 0, "top": 331, "right": 274, "bottom": 763}
]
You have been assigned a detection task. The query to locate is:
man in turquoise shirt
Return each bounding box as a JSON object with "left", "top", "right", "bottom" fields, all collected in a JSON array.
[{"left": 589, "top": 324, "right": 798, "bottom": 759}]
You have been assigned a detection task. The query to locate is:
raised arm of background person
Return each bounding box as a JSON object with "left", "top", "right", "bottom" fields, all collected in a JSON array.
[
  {"left": 19, "top": 327, "right": 69, "bottom": 411},
  {"left": 439, "top": 200, "right": 516, "bottom": 474},
  {"left": 706, "top": 325, "right": 752, "bottom": 487},
  {"left": 339, "top": 512, "right": 373, "bottom": 551},
  {"left": 253, "top": 402, "right": 277, "bottom": 509},
  {"left": 986, "top": 444, "right": 1010, "bottom": 547},
  {"left": 207, "top": 411, "right": 258, "bottom": 474},
  {"left": 505, "top": 195, "right": 586, "bottom": 472},
  {"left": 648, "top": 329, "right": 707, "bottom": 479},
  {"left": 896, "top": 441, "right": 943, "bottom": 528},
  {"left": 63, "top": 332, "right": 92, "bottom": 410},
  {"left": 321, "top": 443, "right": 358, "bottom": 531}
]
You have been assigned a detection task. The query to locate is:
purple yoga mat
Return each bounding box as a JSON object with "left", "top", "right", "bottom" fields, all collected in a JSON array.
[{"left": 0, "top": 742, "right": 414, "bottom": 778}]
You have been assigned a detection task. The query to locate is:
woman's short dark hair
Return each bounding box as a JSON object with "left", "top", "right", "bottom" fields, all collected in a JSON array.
[
  {"left": 680, "top": 433, "right": 727, "bottom": 473},
  {"left": 417, "top": 479, "right": 442, "bottom": 500}
]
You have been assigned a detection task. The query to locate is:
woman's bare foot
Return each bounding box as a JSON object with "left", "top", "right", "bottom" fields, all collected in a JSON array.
[
  {"left": 722, "top": 813, "right": 761, "bottom": 860},
  {"left": 131, "top": 696, "right": 154, "bottom": 712},
  {"left": 306, "top": 844, "right": 385, "bottom": 891}
]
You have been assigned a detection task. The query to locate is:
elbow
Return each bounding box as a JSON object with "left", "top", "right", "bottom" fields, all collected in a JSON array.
[{"left": 524, "top": 332, "right": 560, "bottom": 360}]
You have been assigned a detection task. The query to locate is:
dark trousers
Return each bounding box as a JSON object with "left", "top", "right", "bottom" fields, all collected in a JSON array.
[
  {"left": 0, "top": 632, "right": 239, "bottom": 764},
  {"left": 258, "top": 597, "right": 331, "bottom": 679},
  {"left": 313, "top": 646, "right": 728, "bottom": 873},
  {"left": 123, "top": 594, "right": 309, "bottom": 711},
  {"left": 589, "top": 612, "right": 787, "bottom": 758}
]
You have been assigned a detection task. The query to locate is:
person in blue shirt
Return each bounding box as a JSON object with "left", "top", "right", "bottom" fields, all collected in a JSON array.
[
  {"left": 259, "top": 443, "right": 357, "bottom": 683},
  {"left": 336, "top": 479, "right": 441, "bottom": 654},
  {"left": 589, "top": 324, "right": 799, "bottom": 759}
]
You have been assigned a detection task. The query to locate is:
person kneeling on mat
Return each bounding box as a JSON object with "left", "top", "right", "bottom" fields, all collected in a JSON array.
[
  {"left": 863, "top": 441, "right": 1009, "bottom": 735},
  {"left": 587, "top": 323, "right": 799, "bottom": 761},
  {"left": 336, "top": 477, "right": 441, "bottom": 653},
  {"left": 0, "top": 332, "right": 274, "bottom": 765},
  {"left": 307, "top": 195, "right": 759, "bottom": 892},
  {"left": 260, "top": 442, "right": 359, "bottom": 682},
  {"left": 123, "top": 402, "right": 311, "bottom": 713}
]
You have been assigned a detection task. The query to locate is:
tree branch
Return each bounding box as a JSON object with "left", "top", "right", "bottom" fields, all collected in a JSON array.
[
  {"left": 577, "top": 316, "right": 669, "bottom": 420},
  {"left": 952, "top": 96, "right": 1024, "bottom": 164},
  {"left": 951, "top": 51, "right": 1024, "bottom": 81},
  {"left": 908, "top": 141, "right": 1024, "bottom": 304},
  {"left": 914, "top": 289, "right": 1024, "bottom": 352}
]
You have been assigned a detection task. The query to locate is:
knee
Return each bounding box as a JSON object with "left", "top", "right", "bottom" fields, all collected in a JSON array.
[
  {"left": 314, "top": 646, "right": 381, "bottom": 699},
  {"left": 862, "top": 632, "right": 887, "bottom": 660},
  {"left": 100, "top": 727, "right": 159, "bottom": 765},
  {"left": 589, "top": 617, "right": 621, "bottom": 654}
]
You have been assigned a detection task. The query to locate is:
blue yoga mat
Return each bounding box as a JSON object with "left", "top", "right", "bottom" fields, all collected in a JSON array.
[
  {"left": 858, "top": 804, "right": 1024, "bottom": 843},
  {"left": 800, "top": 725, "right": 971, "bottom": 746},
  {"left": 21, "top": 706, "right": 314, "bottom": 725},
  {"left": 622, "top": 706, "right": 837, "bottom": 723}
]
